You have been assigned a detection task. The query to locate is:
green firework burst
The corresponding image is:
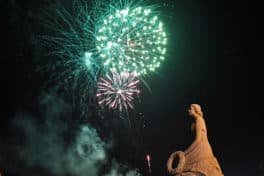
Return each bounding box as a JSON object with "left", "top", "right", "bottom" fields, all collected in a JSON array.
[
  {"left": 38, "top": 0, "right": 168, "bottom": 116},
  {"left": 95, "top": 5, "right": 167, "bottom": 75}
]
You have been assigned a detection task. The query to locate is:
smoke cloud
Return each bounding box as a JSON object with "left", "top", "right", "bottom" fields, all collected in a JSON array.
[{"left": 8, "top": 93, "right": 141, "bottom": 176}]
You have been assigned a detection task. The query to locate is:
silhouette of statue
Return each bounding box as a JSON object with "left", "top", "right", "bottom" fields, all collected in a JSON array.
[{"left": 167, "top": 104, "right": 224, "bottom": 176}]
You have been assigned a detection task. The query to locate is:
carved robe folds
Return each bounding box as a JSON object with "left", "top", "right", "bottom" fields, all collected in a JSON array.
[{"left": 167, "top": 105, "right": 224, "bottom": 176}]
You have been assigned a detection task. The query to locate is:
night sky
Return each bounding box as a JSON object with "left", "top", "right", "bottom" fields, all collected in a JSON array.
[{"left": 2, "top": 0, "right": 257, "bottom": 175}]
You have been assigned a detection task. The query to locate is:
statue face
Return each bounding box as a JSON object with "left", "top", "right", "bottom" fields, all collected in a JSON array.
[{"left": 188, "top": 104, "right": 202, "bottom": 117}]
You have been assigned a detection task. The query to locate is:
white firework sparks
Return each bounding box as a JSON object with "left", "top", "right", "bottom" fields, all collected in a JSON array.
[{"left": 96, "top": 70, "right": 140, "bottom": 111}]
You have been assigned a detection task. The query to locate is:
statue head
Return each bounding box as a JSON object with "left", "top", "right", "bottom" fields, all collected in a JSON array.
[{"left": 188, "top": 104, "right": 203, "bottom": 118}]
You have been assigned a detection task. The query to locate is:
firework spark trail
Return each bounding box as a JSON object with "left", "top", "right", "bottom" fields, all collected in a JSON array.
[
  {"left": 146, "top": 154, "right": 151, "bottom": 174},
  {"left": 37, "top": 0, "right": 102, "bottom": 117},
  {"left": 97, "top": 70, "right": 140, "bottom": 111}
]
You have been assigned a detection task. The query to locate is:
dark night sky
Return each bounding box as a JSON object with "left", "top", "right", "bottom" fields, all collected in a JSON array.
[{"left": 2, "top": 0, "right": 258, "bottom": 175}]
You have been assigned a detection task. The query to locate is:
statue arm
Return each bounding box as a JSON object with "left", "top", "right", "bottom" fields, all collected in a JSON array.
[
  {"left": 195, "top": 117, "right": 207, "bottom": 139},
  {"left": 167, "top": 151, "right": 186, "bottom": 175}
]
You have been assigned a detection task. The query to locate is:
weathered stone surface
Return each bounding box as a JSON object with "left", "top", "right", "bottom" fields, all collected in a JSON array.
[{"left": 167, "top": 104, "right": 224, "bottom": 176}]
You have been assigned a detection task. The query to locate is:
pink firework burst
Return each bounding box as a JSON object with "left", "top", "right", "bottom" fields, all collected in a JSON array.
[{"left": 96, "top": 70, "right": 140, "bottom": 111}]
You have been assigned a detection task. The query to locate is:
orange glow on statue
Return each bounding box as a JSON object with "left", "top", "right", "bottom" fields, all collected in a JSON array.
[{"left": 167, "top": 104, "right": 224, "bottom": 176}]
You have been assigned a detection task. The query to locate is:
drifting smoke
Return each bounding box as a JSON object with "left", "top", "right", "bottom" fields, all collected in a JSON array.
[
  {"left": 105, "top": 161, "right": 141, "bottom": 176},
  {"left": 7, "top": 93, "right": 141, "bottom": 176}
]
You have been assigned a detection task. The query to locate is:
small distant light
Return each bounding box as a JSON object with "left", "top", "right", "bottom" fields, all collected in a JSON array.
[
  {"left": 84, "top": 52, "right": 92, "bottom": 59},
  {"left": 117, "top": 89, "right": 122, "bottom": 94},
  {"left": 84, "top": 52, "right": 92, "bottom": 66},
  {"left": 146, "top": 154, "right": 150, "bottom": 161}
]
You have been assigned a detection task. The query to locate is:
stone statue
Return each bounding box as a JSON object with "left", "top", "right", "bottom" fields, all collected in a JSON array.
[{"left": 167, "top": 104, "right": 224, "bottom": 176}]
